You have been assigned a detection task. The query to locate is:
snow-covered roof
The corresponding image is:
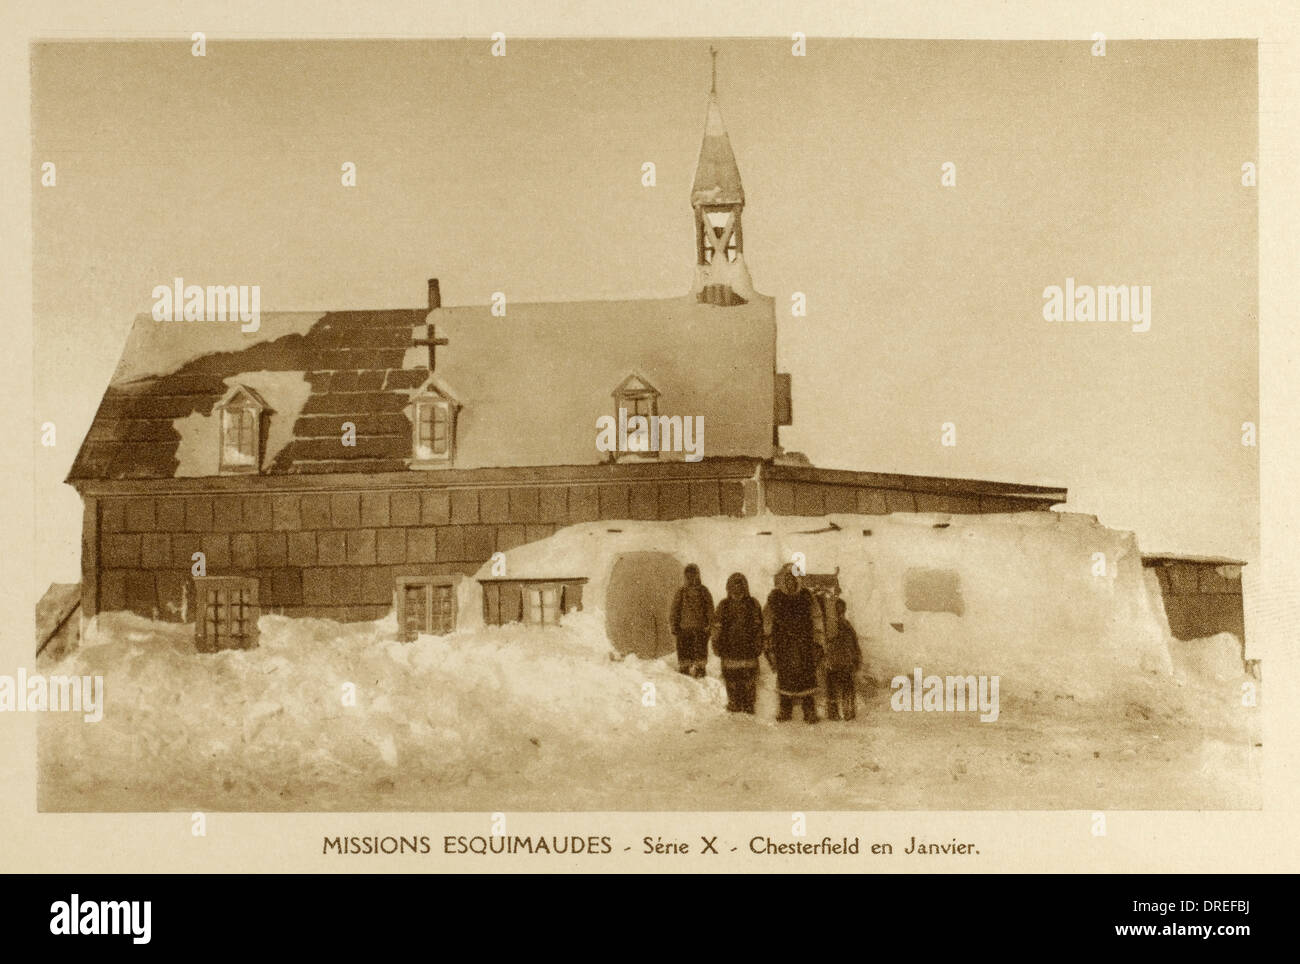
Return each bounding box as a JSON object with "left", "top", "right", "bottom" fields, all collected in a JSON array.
[
  {"left": 431, "top": 294, "right": 776, "bottom": 468},
  {"left": 69, "top": 309, "right": 428, "bottom": 479},
  {"left": 69, "top": 293, "right": 778, "bottom": 480}
]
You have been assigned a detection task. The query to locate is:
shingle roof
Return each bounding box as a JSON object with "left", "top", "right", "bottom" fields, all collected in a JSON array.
[
  {"left": 69, "top": 309, "right": 430, "bottom": 480},
  {"left": 1141, "top": 554, "right": 1247, "bottom": 567},
  {"left": 36, "top": 582, "right": 81, "bottom": 656},
  {"left": 69, "top": 294, "right": 779, "bottom": 481}
]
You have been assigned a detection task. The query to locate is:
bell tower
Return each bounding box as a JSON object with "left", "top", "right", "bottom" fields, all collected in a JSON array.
[{"left": 691, "top": 48, "right": 754, "bottom": 307}]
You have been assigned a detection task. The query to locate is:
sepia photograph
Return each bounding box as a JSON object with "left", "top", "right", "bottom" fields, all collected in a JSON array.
[{"left": 25, "top": 34, "right": 1264, "bottom": 817}]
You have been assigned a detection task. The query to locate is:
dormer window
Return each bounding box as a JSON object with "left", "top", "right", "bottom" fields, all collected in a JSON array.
[
  {"left": 217, "top": 385, "right": 266, "bottom": 474},
  {"left": 410, "top": 383, "right": 458, "bottom": 467},
  {"left": 613, "top": 373, "right": 660, "bottom": 458}
]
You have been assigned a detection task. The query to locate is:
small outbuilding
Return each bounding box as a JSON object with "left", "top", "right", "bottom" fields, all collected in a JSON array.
[{"left": 1141, "top": 553, "right": 1247, "bottom": 660}]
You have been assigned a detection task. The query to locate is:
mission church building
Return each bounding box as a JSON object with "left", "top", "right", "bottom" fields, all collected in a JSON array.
[{"left": 68, "top": 66, "right": 1066, "bottom": 650}]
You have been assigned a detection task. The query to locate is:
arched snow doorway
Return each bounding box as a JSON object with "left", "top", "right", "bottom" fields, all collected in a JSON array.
[{"left": 605, "top": 551, "right": 684, "bottom": 658}]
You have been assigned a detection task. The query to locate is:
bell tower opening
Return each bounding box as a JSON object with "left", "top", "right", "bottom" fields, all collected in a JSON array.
[{"left": 698, "top": 207, "right": 742, "bottom": 265}]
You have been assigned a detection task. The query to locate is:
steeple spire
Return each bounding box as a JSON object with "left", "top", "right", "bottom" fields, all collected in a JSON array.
[
  {"left": 690, "top": 47, "right": 753, "bottom": 307},
  {"left": 690, "top": 75, "right": 744, "bottom": 207}
]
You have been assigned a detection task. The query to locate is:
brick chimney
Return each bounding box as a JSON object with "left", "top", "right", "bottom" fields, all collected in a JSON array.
[{"left": 427, "top": 278, "right": 441, "bottom": 310}]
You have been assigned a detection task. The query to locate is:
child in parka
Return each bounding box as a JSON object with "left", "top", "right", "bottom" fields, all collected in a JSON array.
[{"left": 824, "top": 597, "right": 861, "bottom": 720}]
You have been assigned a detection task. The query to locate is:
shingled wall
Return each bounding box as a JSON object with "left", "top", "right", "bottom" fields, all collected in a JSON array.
[
  {"left": 82, "top": 458, "right": 1063, "bottom": 624},
  {"left": 88, "top": 478, "right": 748, "bottom": 622}
]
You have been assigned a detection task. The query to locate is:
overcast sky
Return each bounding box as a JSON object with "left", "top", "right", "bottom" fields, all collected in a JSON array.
[{"left": 32, "top": 38, "right": 1258, "bottom": 587}]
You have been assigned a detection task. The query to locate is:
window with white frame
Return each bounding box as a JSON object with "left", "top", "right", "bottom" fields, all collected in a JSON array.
[
  {"left": 412, "top": 395, "right": 455, "bottom": 464},
  {"left": 216, "top": 386, "right": 265, "bottom": 473},
  {"left": 525, "top": 585, "right": 564, "bottom": 626},
  {"left": 612, "top": 373, "right": 660, "bottom": 457}
]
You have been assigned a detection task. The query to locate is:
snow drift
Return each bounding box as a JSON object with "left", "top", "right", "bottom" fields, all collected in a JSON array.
[
  {"left": 38, "top": 511, "right": 1257, "bottom": 812},
  {"left": 478, "top": 511, "right": 1181, "bottom": 700},
  {"left": 40, "top": 608, "right": 728, "bottom": 809}
]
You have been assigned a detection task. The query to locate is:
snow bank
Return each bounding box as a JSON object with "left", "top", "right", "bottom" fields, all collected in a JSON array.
[
  {"left": 1168, "top": 632, "right": 1249, "bottom": 685},
  {"left": 480, "top": 511, "right": 1180, "bottom": 700},
  {"left": 39, "top": 511, "right": 1257, "bottom": 810},
  {"left": 43, "top": 608, "right": 726, "bottom": 803}
]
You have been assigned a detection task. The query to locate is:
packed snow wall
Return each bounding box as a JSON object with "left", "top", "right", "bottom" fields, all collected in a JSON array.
[{"left": 475, "top": 511, "right": 1177, "bottom": 699}]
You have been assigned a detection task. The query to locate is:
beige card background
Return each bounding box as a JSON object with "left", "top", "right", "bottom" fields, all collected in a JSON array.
[{"left": 2, "top": 0, "right": 1296, "bottom": 873}]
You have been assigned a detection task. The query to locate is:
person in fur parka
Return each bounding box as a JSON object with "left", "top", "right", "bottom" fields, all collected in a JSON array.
[
  {"left": 762, "top": 564, "right": 826, "bottom": 723},
  {"left": 710, "top": 572, "right": 764, "bottom": 714},
  {"left": 669, "top": 563, "right": 714, "bottom": 677}
]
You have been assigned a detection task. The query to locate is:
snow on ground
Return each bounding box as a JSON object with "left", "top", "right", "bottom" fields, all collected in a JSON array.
[
  {"left": 37, "top": 513, "right": 1261, "bottom": 812},
  {"left": 38, "top": 609, "right": 733, "bottom": 811},
  {"left": 478, "top": 511, "right": 1176, "bottom": 697}
]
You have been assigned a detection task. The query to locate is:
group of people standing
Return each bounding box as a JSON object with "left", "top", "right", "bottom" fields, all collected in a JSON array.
[{"left": 668, "top": 563, "right": 862, "bottom": 723}]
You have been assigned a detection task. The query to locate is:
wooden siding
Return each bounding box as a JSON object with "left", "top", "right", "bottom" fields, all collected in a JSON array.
[
  {"left": 88, "top": 476, "right": 747, "bottom": 622},
  {"left": 79, "top": 458, "right": 1065, "bottom": 624}
]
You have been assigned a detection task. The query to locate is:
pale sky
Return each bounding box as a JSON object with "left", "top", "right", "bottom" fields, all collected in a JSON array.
[{"left": 32, "top": 38, "right": 1258, "bottom": 588}]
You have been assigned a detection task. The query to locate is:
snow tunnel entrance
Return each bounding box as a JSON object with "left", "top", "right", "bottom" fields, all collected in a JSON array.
[{"left": 605, "top": 551, "right": 684, "bottom": 659}]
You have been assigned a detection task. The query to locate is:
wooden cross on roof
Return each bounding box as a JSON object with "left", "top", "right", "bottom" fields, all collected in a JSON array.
[
  {"left": 709, "top": 45, "right": 718, "bottom": 94},
  {"left": 412, "top": 322, "right": 449, "bottom": 372}
]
